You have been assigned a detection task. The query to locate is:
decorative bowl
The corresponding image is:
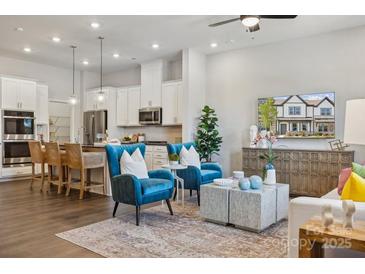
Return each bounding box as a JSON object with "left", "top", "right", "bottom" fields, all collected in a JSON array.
[
  {"left": 233, "top": 171, "right": 244, "bottom": 179},
  {"left": 213, "top": 178, "right": 234, "bottom": 186}
]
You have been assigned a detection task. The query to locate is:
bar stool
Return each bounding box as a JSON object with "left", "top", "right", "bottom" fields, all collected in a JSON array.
[
  {"left": 64, "top": 143, "right": 105, "bottom": 199},
  {"left": 44, "top": 142, "right": 68, "bottom": 194},
  {"left": 28, "top": 140, "right": 46, "bottom": 191}
]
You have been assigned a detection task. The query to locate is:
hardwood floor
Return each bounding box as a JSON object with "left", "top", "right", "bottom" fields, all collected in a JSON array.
[{"left": 0, "top": 179, "right": 134, "bottom": 257}]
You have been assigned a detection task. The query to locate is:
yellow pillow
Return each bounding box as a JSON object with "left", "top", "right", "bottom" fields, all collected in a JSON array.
[{"left": 341, "top": 172, "right": 365, "bottom": 202}]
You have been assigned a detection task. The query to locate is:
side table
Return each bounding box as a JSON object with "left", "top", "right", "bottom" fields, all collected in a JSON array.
[
  {"left": 162, "top": 164, "right": 187, "bottom": 206},
  {"left": 299, "top": 219, "right": 365, "bottom": 258}
]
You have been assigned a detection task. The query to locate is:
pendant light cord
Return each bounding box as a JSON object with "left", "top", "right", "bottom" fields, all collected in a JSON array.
[
  {"left": 70, "top": 45, "right": 77, "bottom": 97},
  {"left": 99, "top": 37, "right": 104, "bottom": 92}
]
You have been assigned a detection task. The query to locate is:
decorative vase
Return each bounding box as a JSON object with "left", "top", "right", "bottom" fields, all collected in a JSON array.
[
  {"left": 264, "top": 163, "right": 276, "bottom": 185},
  {"left": 249, "top": 175, "right": 263, "bottom": 189},
  {"left": 239, "top": 177, "right": 250, "bottom": 190}
]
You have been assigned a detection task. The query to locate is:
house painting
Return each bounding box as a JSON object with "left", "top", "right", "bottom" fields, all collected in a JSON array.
[{"left": 259, "top": 92, "right": 335, "bottom": 138}]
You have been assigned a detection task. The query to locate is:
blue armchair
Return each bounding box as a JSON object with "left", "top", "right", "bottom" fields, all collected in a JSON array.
[
  {"left": 167, "top": 142, "right": 223, "bottom": 206},
  {"left": 105, "top": 143, "right": 174, "bottom": 225}
]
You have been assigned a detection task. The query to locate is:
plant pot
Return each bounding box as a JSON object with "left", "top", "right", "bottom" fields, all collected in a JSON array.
[
  {"left": 169, "top": 161, "right": 179, "bottom": 166},
  {"left": 264, "top": 164, "right": 276, "bottom": 185}
]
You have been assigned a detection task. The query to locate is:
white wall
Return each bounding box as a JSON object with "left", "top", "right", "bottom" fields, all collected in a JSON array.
[
  {"left": 0, "top": 55, "right": 99, "bottom": 139},
  {"left": 103, "top": 66, "right": 141, "bottom": 87},
  {"left": 182, "top": 48, "right": 206, "bottom": 142},
  {"left": 206, "top": 25, "right": 365, "bottom": 176}
]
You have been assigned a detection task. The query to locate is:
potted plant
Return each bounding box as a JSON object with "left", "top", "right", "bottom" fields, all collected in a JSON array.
[
  {"left": 195, "top": 105, "right": 223, "bottom": 162},
  {"left": 168, "top": 153, "right": 179, "bottom": 166}
]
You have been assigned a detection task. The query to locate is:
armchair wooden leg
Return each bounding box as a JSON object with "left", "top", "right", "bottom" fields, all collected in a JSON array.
[
  {"left": 136, "top": 206, "right": 140, "bottom": 226},
  {"left": 112, "top": 202, "right": 119, "bottom": 217},
  {"left": 197, "top": 189, "right": 200, "bottom": 206},
  {"left": 166, "top": 199, "right": 173, "bottom": 215}
]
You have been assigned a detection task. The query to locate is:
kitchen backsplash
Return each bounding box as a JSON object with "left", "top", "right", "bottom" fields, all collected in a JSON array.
[{"left": 124, "top": 126, "right": 182, "bottom": 144}]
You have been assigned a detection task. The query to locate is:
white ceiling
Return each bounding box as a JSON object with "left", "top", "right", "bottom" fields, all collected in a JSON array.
[{"left": 1, "top": 15, "right": 365, "bottom": 73}]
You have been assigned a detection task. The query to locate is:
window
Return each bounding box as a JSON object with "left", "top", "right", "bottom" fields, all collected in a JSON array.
[
  {"left": 289, "top": 106, "right": 301, "bottom": 115},
  {"left": 320, "top": 108, "right": 332, "bottom": 116},
  {"left": 292, "top": 123, "right": 298, "bottom": 131},
  {"left": 302, "top": 124, "right": 307, "bottom": 131},
  {"left": 318, "top": 123, "right": 329, "bottom": 132}
]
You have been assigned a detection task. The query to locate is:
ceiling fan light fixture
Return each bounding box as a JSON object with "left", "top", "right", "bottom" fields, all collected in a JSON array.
[{"left": 241, "top": 16, "right": 260, "bottom": 27}]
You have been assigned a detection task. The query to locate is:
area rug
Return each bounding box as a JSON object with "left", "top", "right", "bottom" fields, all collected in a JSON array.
[{"left": 56, "top": 200, "right": 288, "bottom": 257}]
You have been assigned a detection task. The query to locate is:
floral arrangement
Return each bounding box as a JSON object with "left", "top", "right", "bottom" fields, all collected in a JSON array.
[{"left": 254, "top": 131, "right": 278, "bottom": 177}]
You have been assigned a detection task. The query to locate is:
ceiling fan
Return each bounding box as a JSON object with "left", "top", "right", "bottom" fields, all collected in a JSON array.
[{"left": 209, "top": 15, "right": 297, "bottom": 32}]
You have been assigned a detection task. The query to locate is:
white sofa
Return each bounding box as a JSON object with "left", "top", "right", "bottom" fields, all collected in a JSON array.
[{"left": 288, "top": 189, "right": 365, "bottom": 258}]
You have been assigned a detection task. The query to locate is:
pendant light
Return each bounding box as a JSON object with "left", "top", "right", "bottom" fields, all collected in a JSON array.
[
  {"left": 69, "top": 45, "right": 78, "bottom": 105},
  {"left": 97, "top": 36, "right": 105, "bottom": 102}
]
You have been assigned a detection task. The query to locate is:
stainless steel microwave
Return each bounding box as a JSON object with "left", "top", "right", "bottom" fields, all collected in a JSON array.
[{"left": 139, "top": 107, "right": 162, "bottom": 125}]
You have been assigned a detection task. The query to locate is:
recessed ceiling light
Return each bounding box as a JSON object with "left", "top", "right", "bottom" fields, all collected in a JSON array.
[
  {"left": 113, "top": 53, "right": 120, "bottom": 58},
  {"left": 131, "top": 57, "right": 137, "bottom": 61},
  {"left": 52, "top": 36, "right": 61, "bottom": 43},
  {"left": 91, "top": 22, "right": 100, "bottom": 29},
  {"left": 15, "top": 27, "right": 24, "bottom": 32},
  {"left": 23, "top": 47, "right": 31, "bottom": 53},
  {"left": 82, "top": 60, "right": 89, "bottom": 65},
  {"left": 152, "top": 43, "right": 159, "bottom": 49},
  {"left": 210, "top": 42, "right": 218, "bottom": 48}
]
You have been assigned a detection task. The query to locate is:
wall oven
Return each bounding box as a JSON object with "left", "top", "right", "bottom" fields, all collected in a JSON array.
[
  {"left": 2, "top": 110, "right": 35, "bottom": 167},
  {"left": 139, "top": 107, "right": 162, "bottom": 125},
  {"left": 3, "top": 110, "right": 35, "bottom": 140}
]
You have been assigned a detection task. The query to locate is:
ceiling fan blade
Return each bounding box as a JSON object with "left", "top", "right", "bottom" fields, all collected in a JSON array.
[
  {"left": 208, "top": 17, "right": 241, "bottom": 27},
  {"left": 260, "top": 15, "right": 297, "bottom": 19},
  {"left": 248, "top": 24, "right": 260, "bottom": 32}
]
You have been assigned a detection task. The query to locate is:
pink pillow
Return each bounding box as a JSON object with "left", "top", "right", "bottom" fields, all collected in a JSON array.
[{"left": 338, "top": 168, "right": 352, "bottom": 195}]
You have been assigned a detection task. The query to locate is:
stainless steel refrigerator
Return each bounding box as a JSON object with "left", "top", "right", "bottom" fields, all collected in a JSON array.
[{"left": 83, "top": 110, "right": 107, "bottom": 145}]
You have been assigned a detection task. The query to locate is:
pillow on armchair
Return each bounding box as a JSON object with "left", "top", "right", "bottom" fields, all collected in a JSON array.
[
  {"left": 341, "top": 172, "right": 365, "bottom": 202},
  {"left": 120, "top": 148, "right": 149, "bottom": 179},
  {"left": 179, "top": 146, "right": 201, "bottom": 169}
]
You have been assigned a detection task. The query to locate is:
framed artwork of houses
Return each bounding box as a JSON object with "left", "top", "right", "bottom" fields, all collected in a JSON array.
[{"left": 258, "top": 92, "right": 335, "bottom": 139}]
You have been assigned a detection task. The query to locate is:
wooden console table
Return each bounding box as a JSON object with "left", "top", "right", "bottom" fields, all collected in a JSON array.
[
  {"left": 299, "top": 219, "right": 365, "bottom": 258},
  {"left": 242, "top": 147, "right": 354, "bottom": 197}
]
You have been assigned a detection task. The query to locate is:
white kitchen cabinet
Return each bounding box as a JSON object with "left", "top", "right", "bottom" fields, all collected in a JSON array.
[
  {"left": 127, "top": 86, "right": 141, "bottom": 126},
  {"left": 145, "top": 145, "right": 168, "bottom": 170},
  {"left": 36, "top": 84, "right": 49, "bottom": 124},
  {"left": 116, "top": 86, "right": 141, "bottom": 126},
  {"left": 161, "top": 80, "right": 182, "bottom": 125},
  {"left": 116, "top": 88, "right": 128, "bottom": 126},
  {"left": 141, "top": 60, "right": 163, "bottom": 108},
  {"left": 0, "top": 77, "right": 36, "bottom": 111},
  {"left": 84, "top": 88, "right": 111, "bottom": 111}
]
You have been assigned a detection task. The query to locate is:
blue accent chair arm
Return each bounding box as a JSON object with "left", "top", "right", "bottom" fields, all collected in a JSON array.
[
  {"left": 148, "top": 169, "right": 174, "bottom": 182},
  {"left": 201, "top": 162, "right": 223, "bottom": 176},
  {"left": 176, "top": 165, "right": 202, "bottom": 190},
  {"left": 111, "top": 174, "right": 143, "bottom": 206}
]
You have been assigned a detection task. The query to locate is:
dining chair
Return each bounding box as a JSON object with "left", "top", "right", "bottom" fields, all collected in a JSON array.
[
  {"left": 44, "top": 142, "right": 68, "bottom": 194},
  {"left": 28, "top": 140, "right": 46, "bottom": 191},
  {"left": 64, "top": 143, "right": 105, "bottom": 199}
]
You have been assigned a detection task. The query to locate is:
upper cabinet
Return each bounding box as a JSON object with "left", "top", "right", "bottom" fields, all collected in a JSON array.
[
  {"left": 35, "top": 84, "right": 49, "bottom": 124},
  {"left": 141, "top": 60, "right": 163, "bottom": 108},
  {"left": 84, "top": 88, "right": 111, "bottom": 111},
  {"left": 116, "top": 86, "right": 141, "bottom": 126},
  {"left": 162, "top": 80, "right": 183, "bottom": 125},
  {"left": 0, "top": 77, "right": 37, "bottom": 111}
]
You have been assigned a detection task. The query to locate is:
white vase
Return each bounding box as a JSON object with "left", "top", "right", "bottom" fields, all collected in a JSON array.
[{"left": 264, "top": 169, "right": 276, "bottom": 185}]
